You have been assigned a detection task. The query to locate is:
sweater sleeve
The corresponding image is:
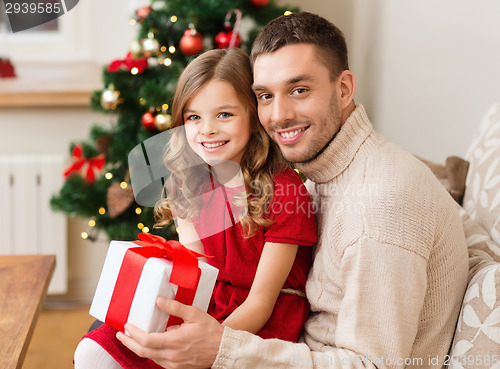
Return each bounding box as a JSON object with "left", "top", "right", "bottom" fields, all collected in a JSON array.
[
  {"left": 213, "top": 327, "right": 379, "bottom": 368},
  {"left": 334, "top": 237, "right": 428, "bottom": 367},
  {"left": 212, "top": 236, "right": 428, "bottom": 369}
]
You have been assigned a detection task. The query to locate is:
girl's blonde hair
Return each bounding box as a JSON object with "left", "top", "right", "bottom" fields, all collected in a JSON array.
[{"left": 154, "top": 48, "right": 286, "bottom": 237}]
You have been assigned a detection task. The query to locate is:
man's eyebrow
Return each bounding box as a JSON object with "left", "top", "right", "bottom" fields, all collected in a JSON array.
[
  {"left": 252, "top": 84, "right": 266, "bottom": 92},
  {"left": 288, "top": 74, "right": 314, "bottom": 84},
  {"left": 252, "top": 74, "right": 314, "bottom": 91}
]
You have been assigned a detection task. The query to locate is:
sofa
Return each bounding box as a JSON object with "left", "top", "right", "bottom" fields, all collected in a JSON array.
[
  {"left": 86, "top": 104, "right": 500, "bottom": 366},
  {"left": 439, "top": 103, "right": 500, "bottom": 368}
]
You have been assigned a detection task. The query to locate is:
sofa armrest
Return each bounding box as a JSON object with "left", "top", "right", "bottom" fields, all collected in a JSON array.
[
  {"left": 448, "top": 260, "right": 500, "bottom": 368},
  {"left": 458, "top": 206, "right": 500, "bottom": 279}
]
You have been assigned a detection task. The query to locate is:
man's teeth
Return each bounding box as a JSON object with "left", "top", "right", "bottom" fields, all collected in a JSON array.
[
  {"left": 203, "top": 141, "right": 226, "bottom": 148},
  {"left": 279, "top": 127, "right": 306, "bottom": 139}
]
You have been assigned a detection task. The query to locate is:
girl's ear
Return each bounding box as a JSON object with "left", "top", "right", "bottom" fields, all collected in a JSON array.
[{"left": 337, "top": 70, "right": 355, "bottom": 111}]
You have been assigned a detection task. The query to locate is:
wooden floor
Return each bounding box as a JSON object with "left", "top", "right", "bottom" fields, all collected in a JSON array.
[{"left": 23, "top": 305, "right": 95, "bottom": 369}]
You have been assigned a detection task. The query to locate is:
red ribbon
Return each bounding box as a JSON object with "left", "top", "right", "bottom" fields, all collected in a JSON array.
[
  {"left": 108, "top": 52, "right": 148, "bottom": 74},
  {"left": 63, "top": 144, "right": 105, "bottom": 183},
  {"left": 105, "top": 234, "right": 209, "bottom": 333}
]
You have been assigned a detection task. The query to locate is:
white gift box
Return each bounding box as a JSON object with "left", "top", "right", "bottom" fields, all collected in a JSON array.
[{"left": 89, "top": 240, "right": 218, "bottom": 334}]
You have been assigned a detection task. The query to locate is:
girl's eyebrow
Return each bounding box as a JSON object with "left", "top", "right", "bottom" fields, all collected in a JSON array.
[
  {"left": 184, "top": 105, "right": 239, "bottom": 114},
  {"left": 215, "top": 104, "right": 239, "bottom": 110}
]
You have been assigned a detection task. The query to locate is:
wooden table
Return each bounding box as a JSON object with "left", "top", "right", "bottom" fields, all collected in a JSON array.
[{"left": 0, "top": 255, "right": 55, "bottom": 369}]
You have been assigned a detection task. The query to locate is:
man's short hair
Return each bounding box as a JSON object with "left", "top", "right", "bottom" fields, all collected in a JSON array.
[{"left": 250, "top": 12, "right": 349, "bottom": 80}]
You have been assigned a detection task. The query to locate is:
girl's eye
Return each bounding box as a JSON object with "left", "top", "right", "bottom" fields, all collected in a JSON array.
[
  {"left": 186, "top": 114, "right": 200, "bottom": 122},
  {"left": 218, "top": 112, "right": 232, "bottom": 119}
]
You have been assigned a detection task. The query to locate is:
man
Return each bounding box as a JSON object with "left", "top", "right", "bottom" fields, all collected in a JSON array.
[{"left": 118, "top": 12, "right": 469, "bottom": 368}]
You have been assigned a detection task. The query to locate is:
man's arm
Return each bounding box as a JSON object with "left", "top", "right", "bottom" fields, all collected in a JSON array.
[
  {"left": 117, "top": 237, "right": 427, "bottom": 369},
  {"left": 117, "top": 299, "right": 374, "bottom": 369},
  {"left": 212, "top": 238, "right": 427, "bottom": 369}
]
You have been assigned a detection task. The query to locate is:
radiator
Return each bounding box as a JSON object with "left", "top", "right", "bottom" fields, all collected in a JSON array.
[{"left": 0, "top": 155, "right": 67, "bottom": 294}]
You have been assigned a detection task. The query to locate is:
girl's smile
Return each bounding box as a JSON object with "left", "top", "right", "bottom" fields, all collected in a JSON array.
[{"left": 200, "top": 140, "right": 229, "bottom": 150}]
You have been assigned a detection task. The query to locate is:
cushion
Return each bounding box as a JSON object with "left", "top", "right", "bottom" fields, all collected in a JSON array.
[
  {"left": 418, "top": 156, "right": 469, "bottom": 204},
  {"left": 448, "top": 209, "right": 500, "bottom": 367},
  {"left": 463, "top": 103, "right": 500, "bottom": 245}
]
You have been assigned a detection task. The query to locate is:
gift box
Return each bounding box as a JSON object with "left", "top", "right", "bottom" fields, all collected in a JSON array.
[{"left": 89, "top": 234, "right": 218, "bottom": 334}]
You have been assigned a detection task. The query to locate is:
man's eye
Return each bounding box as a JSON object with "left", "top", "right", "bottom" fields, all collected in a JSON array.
[
  {"left": 259, "top": 93, "right": 272, "bottom": 101},
  {"left": 218, "top": 112, "right": 232, "bottom": 119},
  {"left": 292, "top": 88, "right": 307, "bottom": 95}
]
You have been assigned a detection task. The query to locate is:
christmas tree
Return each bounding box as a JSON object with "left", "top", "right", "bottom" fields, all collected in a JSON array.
[{"left": 50, "top": 0, "right": 299, "bottom": 242}]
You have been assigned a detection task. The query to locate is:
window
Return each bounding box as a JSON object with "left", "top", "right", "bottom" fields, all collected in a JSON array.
[{"left": 0, "top": 0, "right": 91, "bottom": 62}]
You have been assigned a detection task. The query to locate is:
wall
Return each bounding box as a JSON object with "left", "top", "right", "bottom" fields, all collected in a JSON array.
[
  {"left": 4, "top": 0, "right": 500, "bottom": 302},
  {"left": 0, "top": 104, "right": 110, "bottom": 302},
  {"left": 1, "top": 0, "right": 140, "bottom": 303},
  {"left": 281, "top": 0, "right": 500, "bottom": 163},
  {"left": 370, "top": 0, "right": 500, "bottom": 162},
  {"left": 87, "top": 0, "right": 137, "bottom": 64}
]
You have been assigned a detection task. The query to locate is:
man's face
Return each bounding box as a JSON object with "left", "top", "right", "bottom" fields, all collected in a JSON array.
[{"left": 252, "top": 43, "right": 342, "bottom": 163}]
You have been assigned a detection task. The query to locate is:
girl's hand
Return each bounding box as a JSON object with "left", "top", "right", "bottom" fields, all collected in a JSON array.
[{"left": 116, "top": 297, "right": 223, "bottom": 369}]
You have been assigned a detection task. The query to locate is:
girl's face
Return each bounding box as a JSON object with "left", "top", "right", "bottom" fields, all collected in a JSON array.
[{"left": 183, "top": 79, "right": 252, "bottom": 166}]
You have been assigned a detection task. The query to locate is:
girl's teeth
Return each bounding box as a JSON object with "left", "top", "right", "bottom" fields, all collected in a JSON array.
[
  {"left": 203, "top": 142, "right": 226, "bottom": 148},
  {"left": 280, "top": 127, "right": 305, "bottom": 139}
]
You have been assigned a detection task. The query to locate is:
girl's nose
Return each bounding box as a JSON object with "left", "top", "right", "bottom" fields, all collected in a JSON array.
[{"left": 199, "top": 119, "right": 218, "bottom": 136}]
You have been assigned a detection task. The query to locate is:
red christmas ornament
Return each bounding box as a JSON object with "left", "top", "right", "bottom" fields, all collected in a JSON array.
[
  {"left": 141, "top": 112, "right": 156, "bottom": 131},
  {"left": 215, "top": 28, "right": 241, "bottom": 49},
  {"left": 215, "top": 9, "right": 242, "bottom": 50},
  {"left": 179, "top": 28, "right": 204, "bottom": 56},
  {"left": 249, "top": 0, "right": 269, "bottom": 7},
  {"left": 136, "top": 6, "right": 151, "bottom": 20}
]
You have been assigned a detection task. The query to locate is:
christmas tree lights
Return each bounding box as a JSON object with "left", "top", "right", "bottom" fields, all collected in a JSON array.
[{"left": 51, "top": 0, "right": 299, "bottom": 241}]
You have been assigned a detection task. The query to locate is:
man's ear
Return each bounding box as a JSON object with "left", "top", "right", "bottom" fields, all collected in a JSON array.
[{"left": 337, "top": 70, "right": 355, "bottom": 111}]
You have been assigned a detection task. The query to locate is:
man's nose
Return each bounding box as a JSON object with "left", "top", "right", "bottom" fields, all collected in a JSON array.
[{"left": 270, "top": 96, "right": 295, "bottom": 125}]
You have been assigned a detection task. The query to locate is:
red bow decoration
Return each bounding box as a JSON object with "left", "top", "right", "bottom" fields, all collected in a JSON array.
[
  {"left": 108, "top": 52, "right": 148, "bottom": 74},
  {"left": 0, "top": 58, "right": 16, "bottom": 78},
  {"left": 64, "top": 144, "right": 105, "bottom": 183},
  {"left": 106, "top": 234, "right": 210, "bottom": 332}
]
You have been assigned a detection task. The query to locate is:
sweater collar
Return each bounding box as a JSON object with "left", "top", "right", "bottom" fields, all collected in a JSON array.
[{"left": 294, "top": 104, "right": 373, "bottom": 184}]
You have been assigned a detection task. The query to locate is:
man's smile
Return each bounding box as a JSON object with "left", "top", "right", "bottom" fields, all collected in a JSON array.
[{"left": 276, "top": 126, "right": 308, "bottom": 144}]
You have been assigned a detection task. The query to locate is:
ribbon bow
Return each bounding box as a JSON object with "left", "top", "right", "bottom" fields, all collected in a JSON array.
[
  {"left": 108, "top": 52, "right": 148, "bottom": 74},
  {"left": 133, "top": 233, "right": 210, "bottom": 291},
  {"left": 63, "top": 144, "right": 105, "bottom": 183},
  {"left": 106, "top": 234, "right": 210, "bottom": 332}
]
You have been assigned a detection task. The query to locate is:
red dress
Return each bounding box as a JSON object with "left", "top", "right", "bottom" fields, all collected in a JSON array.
[{"left": 83, "top": 168, "right": 317, "bottom": 368}]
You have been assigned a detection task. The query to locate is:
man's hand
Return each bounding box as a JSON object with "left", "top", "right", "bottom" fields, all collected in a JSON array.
[{"left": 116, "top": 297, "right": 224, "bottom": 369}]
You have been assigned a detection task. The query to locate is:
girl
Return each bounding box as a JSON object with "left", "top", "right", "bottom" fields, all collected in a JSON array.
[{"left": 74, "top": 48, "right": 317, "bottom": 369}]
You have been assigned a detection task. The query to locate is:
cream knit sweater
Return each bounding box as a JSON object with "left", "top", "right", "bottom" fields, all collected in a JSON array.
[{"left": 213, "top": 105, "right": 469, "bottom": 369}]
